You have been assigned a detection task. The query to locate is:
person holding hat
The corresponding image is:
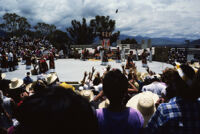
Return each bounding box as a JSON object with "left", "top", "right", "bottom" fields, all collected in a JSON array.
[
  {"left": 146, "top": 65, "right": 200, "bottom": 134},
  {"left": 96, "top": 69, "right": 144, "bottom": 134}
]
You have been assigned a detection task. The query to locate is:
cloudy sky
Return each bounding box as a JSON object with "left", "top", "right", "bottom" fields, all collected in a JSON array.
[{"left": 0, "top": 0, "right": 200, "bottom": 39}]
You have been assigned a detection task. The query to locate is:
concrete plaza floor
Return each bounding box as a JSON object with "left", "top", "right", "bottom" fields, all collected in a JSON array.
[{"left": 4, "top": 59, "right": 173, "bottom": 82}]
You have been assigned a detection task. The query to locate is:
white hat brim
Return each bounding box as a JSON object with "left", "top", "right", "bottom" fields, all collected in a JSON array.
[
  {"left": 98, "top": 99, "right": 110, "bottom": 109},
  {"left": 1, "top": 73, "right": 6, "bottom": 79},
  {"left": 9, "top": 79, "right": 24, "bottom": 89}
]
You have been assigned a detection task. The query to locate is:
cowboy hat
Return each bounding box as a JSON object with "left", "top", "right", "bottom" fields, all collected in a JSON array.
[
  {"left": 25, "top": 83, "right": 33, "bottom": 93},
  {"left": 79, "top": 90, "right": 94, "bottom": 102},
  {"left": 126, "top": 91, "right": 159, "bottom": 127},
  {"left": 45, "top": 73, "right": 58, "bottom": 85},
  {"left": 136, "top": 72, "right": 143, "bottom": 81},
  {"left": 9, "top": 78, "right": 24, "bottom": 89},
  {"left": 141, "top": 72, "right": 151, "bottom": 81},
  {"left": 1, "top": 73, "right": 6, "bottom": 79},
  {"left": 98, "top": 99, "right": 110, "bottom": 109}
]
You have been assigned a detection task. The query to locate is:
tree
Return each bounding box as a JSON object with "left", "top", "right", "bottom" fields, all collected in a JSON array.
[
  {"left": 66, "top": 18, "right": 95, "bottom": 45},
  {"left": 1, "top": 13, "right": 30, "bottom": 36},
  {"left": 34, "top": 22, "right": 56, "bottom": 37},
  {"left": 110, "top": 31, "right": 120, "bottom": 44},
  {"left": 90, "top": 15, "right": 120, "bottom": 43},
  {"left": 17, "top": 17, "right": 31, "bottom": 36},
  {"left": 47, "top": 30, "right": 70, "bottom": 49},
  {"left": 121, "top": 38, "right": 137, "bottom": 44}
]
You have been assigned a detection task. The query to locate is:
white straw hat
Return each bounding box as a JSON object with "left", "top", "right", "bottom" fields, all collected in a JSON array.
[
  {"left": 1, "top": 73, "right": 6, "bottom": 79},
  {"left": 45, "top": 73, "right": 58, "bottom": 85},
  {"left": 126, "top": 91, "right": 159, "bottom": 127},
  {"left": 98, "top": 99, "right": 110, "bottom": 109},
  {"left": 9, "top": 78, "right": 24, "bottom": 89},
  {"left": 79, "top": 90, "right": 94, "bottom": 102}
]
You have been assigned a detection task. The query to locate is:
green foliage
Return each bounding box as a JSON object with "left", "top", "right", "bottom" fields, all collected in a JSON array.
[
  {"left": 1, "top": 13, "right": 31, "bottom": 36},
  {"left": 47, "top": 30, "right": 70, "bottom": 49},
  {"left": 90, "top": 15, "right": 120, "bottom": 43},
  {"left": 66, "top": 18, "right": 95, "bottom": 45},
  {"left": 34, "top": 22, "right": 56, "bottom": 37},
  {"left": 0, "top": 13, "right": 121, "bottom": 45},
  {"left": 121, "top": 38, "right": 137, "bottom": 44}
]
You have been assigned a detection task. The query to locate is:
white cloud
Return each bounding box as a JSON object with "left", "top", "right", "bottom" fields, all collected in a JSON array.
[{"left": 0, "top": 0, "right": 199, "bottom": 39}]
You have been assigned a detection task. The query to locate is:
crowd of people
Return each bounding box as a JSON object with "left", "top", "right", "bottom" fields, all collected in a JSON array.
[
  {"left": 168, "top": 48, "right": 187, "bottom": 64},
  {"left": 0, "top": 36, "right": 57, "bottom": 74},
  {"left": 1, "top": 36, "right": 200, "bottom": 134},
  {"left": 0, "top": 55, "right": 199, "bottom": 134}
]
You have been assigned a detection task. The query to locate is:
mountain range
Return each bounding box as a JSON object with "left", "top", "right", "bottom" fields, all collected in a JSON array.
[{"left": 119, "top": 34, "right": 190, "bottom": 46}]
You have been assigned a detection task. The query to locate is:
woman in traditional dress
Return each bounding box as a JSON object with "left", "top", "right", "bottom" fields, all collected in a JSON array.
[
  {"left": 49, "top": 53, "right": 55, "bottom": 72},
  {"left": 125, "top": 51, "right": 135, "bottom": 69}
]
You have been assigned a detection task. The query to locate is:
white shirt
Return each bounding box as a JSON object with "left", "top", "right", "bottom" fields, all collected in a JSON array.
[
  {"left": 142, "top": 82, "right": 167, "bottom": 97},
  {"left": 93, "top": 83, "right": 103, "bottom": 92},
  {"left": 8, "top": 52, "right": 13, "bottom": 61}
]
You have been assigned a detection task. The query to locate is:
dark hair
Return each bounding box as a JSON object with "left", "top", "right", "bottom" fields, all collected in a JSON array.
[
  {"left": 31, "top": 80, "right": 46, "bottom": 93},
  {"left": 163, "top": 66, "right": 198, "bottom": 101},
  {"left": 93, "top": 77, "right": 101, "bottom": 86},
  {"left": 8, "top": 87, "right": 26, "bottom": 103},
  {"left": 0, "top": 127, "right": 7, "bottom": 134},
  {"left": 27, "top": 72, "right": 30, "bottom": 76},
  {"left": 190, "top": 69, "right": 200, "bottom": 100},
  {"left": 180, "top": 64, "right": 195, "bottom": 80},
  {"left": 103, "top": 69, "right": 128, "bottom": 103},
  {"left": 14, "top": 86, "right": 99, "bottom": 134}
]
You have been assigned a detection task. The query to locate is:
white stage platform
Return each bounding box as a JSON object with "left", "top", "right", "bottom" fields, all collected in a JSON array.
[{"left": 4, "top": 59, "right": 173, "bottom": 82}]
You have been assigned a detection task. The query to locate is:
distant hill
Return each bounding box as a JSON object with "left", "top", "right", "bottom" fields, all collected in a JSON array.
[
  {"left": 119, "top": 34, "right": 187, "bottom": 45},
  {"left": 191, "top": 39, "right": 200, "bottom": 45},
  {"left": 0, "top": 30, "right": 6, "bottom": 37}
]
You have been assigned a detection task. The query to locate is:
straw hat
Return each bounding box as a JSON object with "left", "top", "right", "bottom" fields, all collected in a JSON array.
[
  {"left": 189, "top": 62, "right": 200, "bottom": 73},
  {"left": 136, "top": 72, "right": 143, "bottom": 81},
  {"left": 25, "top": 83, "right": 33, "bottom": 93},
  {"left": 9, "top": 78, "right": 24, "bottom": 89},
  {"left": 98, "top": 99, "right": 110, "bottom": 109},
  {"left": 141, "top": 72, "right": 150, "bottom": 81},
  {"left": 45, "top": 73, "right": 58, "bottom": 85},
  {"left": 1, "top": 73, "right": 6, "bottom": 79},
  {"left": 192, "top": 62, "right": 200, "bottom": 69},
  {"left": 79, "top": 90, "right": 94, "bottom": 102},
  {"left": 126, "top": 91, "right": 159, "bottom": 127}
]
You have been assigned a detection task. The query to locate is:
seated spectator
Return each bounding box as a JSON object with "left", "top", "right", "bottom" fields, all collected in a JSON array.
[
  {"left": 45, "top": 73, "right": 59, "bottom": 87},
  {"left": 0, "top": 90, "right": 13, "bottom": 129},
  {"left": 8, "top": 78, "right": 28, "bottom": 104},
  {"left": 25, "top": 80, "right": 47, "bottom": 95},
  {"left": 126, "top": 91, "right": 159, "bottom": 127},
  {"left": 146, "top": 64, "right": 200, "bottom": 134},
  {"left": 96, "top": 69, "right": 144, "bottom": 134},
  {"left": 141, "top": 75, "right": 167, "bottom": 98},
  {"left": 14, "top": 86, "right": 99, "bottom": 134},
  {"left": 23, "top": 72, "right": 33, "bottom": 85}
]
